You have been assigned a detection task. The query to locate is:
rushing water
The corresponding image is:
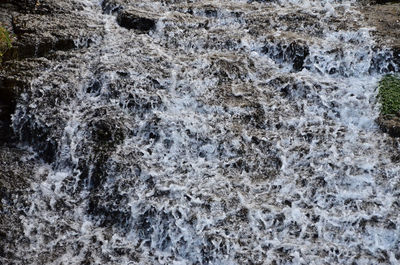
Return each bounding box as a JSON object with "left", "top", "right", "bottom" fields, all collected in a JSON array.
[{"left": 4, "top": 0, "right": 400, "bottom": 264}]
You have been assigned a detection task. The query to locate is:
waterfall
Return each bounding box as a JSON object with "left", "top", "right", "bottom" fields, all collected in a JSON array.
[{"left": 1, "top": 0, "right": 399, "bottom": 264}]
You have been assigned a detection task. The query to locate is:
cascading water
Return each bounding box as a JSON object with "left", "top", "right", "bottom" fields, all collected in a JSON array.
[{"left": 1, "top": 0, "right": 400, "bottom": 264}]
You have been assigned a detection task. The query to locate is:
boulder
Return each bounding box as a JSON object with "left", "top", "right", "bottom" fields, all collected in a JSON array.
[{"left": 116, "top": 10, "right": 156, "bottom": 32}]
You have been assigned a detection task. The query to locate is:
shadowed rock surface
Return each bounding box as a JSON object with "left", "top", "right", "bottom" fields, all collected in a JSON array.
[{"left": 117, "top": 10, "right": 156, "bottom": 32}]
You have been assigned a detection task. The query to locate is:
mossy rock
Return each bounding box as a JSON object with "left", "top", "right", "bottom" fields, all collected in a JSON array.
[
  {"left": 377, "top": 74, "right": 400, "bottom": 137},
  {"left": 0, "top": 26, "right": 12, "bottom": 63},
  {"left": 378, "top": 74, "right": 400, "bottom": 116}
]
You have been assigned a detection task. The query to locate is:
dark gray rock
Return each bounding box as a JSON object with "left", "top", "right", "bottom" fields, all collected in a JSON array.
[
  {"left": 116, "top": 10, "right": 156, "bottom": 32},
  {"left": 0, "top": 79, "right": 18, "bottom": 143}
]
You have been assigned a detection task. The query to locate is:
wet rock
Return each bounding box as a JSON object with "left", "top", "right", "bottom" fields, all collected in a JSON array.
[
  {"left": 0, "top": 59, "right": 64, "bottom": 160},
  {"left": 0, "top": 0, "right": 37, "bottom": 12},
  {"left": 377, "top": 115, "right": 400, "bottom": 137},
  {"left": 262, "top": 40, "right": 310, "bottom": 71},
  {"left": 72, "top": 109, "right": 129, "bottom": 193},
  {"left": 369, "top": 49, "right": 395, "bottom": 74},
  {"left": 10, "top": 13, "right": 89, "bottom": 59},
  {"left": 0, "top": 0, "right": 103, "bottom": 161},
  {"left": 393, "top": 47, "right": 400, "bottom": 69},
  {"left": 101, "top": 0, "right": 123, "bottom": 14},
  {"left": 0, "top": 1, "right": 100, "bottom": 62},
  {"left": 116, "top": 10, "right": 156, "bottom": 32},
  {"left": 88, "top": 192, "right": 131, "bottom": 229},
  {"left": 240, "top": 103, "right": 266, "bottom": 129},
  {"left": 0, "top": 83, "right": 16, "bottom": 142},
  {"left": 19, "top": 121, "right": 58, "bottom": 162},
  {"left": 0, "top": 73, "right": 29, "bottom": 144},
  {"left": 369, "top": 48, "right": 400, "bottom": 74},
  {"left": 0, "top": 147, "right": 39, "bottom": 263},
  {"left": 204, "top": 9, "right": 218, "bottom": 18}
]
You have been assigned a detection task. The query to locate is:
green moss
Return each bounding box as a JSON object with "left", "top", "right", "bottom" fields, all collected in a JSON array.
[
  {"left": 0, "top": 25, "right": 12, "bottom": 63},
  {"left": 378, "top": 74, "right": 400, "bottom": 116}
]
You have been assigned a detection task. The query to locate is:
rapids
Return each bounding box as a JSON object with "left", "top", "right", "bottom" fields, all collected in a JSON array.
[{"left": 2, "top": 0, "right": 400, "bottom": 264}]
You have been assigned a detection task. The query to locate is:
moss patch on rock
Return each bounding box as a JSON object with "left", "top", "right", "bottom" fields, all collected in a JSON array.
[
  {"left": 377, "top": 74, "right": 400, "bottom": 137},
  {"left": 378, "top": 74, "right": 400, "bottom": 116},
  {"left": 0, "top": 26, "right": 12, "bottom": 63}
]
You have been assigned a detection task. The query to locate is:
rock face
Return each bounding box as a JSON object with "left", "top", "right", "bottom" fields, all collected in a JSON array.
[
  {"left": 101, "top": 0, "right": 123, "bottom": 14},
  {"left": 0, "top": 78, "right": 17, "bottom": 142}
]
